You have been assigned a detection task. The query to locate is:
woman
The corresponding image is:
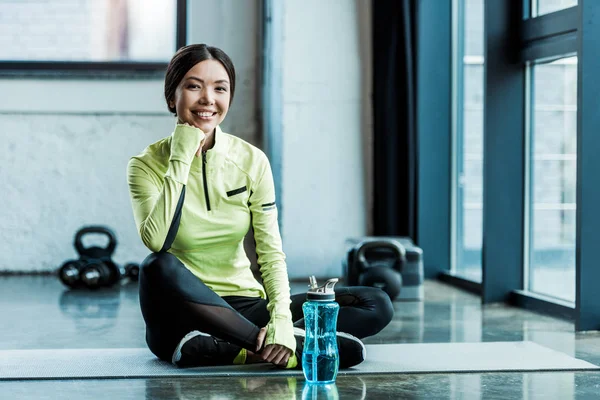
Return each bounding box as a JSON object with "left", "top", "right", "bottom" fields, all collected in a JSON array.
[{"left": 127, "top": 44, "right": 394, "bottom": 369}]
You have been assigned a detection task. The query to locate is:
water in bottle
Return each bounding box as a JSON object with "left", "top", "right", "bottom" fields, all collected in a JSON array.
[{"left": 302, "top": 276, "right": 340, "bottom": 384}]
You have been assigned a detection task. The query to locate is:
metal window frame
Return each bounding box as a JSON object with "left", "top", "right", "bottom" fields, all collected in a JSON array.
[
  {"left": 439, "top": 271, "right": 482, "bottom": 296},
  {"left": 522, "top": 56, "right": 579, "bottom": 305},
  {"left": 481, "top": 0, "right": 600, "bottom": 330},
  {"left": 414, "top": 0, "right": 600, "bottom": 329},
  {"left": 0, "top": 0, "right": 187, "bottom": 76},
  {"left": 450, "top": 0, "right": 464, "bottom": 277},
  {"left": 512, "top": 4, "right": 587, "bottom": 325},
  {"left": 438, "top": 0, "right": 591, "bottom": 327},
  {"left": 574, "top": 0, "right": 600, "bottom": 331},
  {"left": 520, "top": 7, "right": 578, "bottom": 62},
  {"left": 510, "top": 290, "right": 574, "bottom": 320}
]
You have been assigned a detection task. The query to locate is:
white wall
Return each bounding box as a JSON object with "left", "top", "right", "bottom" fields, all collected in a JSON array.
[
  {"left": 280, "top": 0, "right": 370, "bottom": 279},
  {"left": 0, "top": 0, "right": 260, "bottom": 272},
  {"left": 0, "top": 112, "right": 171, "bottom": 272}
]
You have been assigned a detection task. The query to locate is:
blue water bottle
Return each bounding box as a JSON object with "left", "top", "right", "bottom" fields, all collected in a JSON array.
[{"left": 302, "top": 276, "right": 340, "bottom": 384}]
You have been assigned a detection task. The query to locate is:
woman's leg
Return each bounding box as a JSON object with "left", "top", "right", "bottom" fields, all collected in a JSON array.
[
  {"left": 222, "top": 296, "right": 271, "bottom": 328},
  {"left": 289, "top": 286, "right": 394, "bottom": 339},
  {"left": 222, "top": 287, "right": 390, "bottom": 369},
  {"left": 139, "top": 252, "right": 262, "bottom": 366}
]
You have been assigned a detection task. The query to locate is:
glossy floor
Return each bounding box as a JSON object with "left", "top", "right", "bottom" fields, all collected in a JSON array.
[{"left": 2, "top": 276, "right": 600, "bottom": 399}]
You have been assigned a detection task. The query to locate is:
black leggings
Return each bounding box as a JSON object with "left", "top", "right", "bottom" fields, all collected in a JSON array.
[{"left": 139, "top": 252, "right": 394, "bottom": 362}]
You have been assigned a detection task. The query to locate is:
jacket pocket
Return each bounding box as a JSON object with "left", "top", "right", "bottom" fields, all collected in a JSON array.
[{"left": 226, "top": 185, "right": 248, "bottom": 197}]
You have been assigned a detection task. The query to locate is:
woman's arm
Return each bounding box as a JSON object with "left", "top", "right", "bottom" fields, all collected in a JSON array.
[
  {"left": 249, "top": 156, "right": 296, "bottom": 352},
  {"left": 127, "top": 124, "right": 204, "bottom": 252}
]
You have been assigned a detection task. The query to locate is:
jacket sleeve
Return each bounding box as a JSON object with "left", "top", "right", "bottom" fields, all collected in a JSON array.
[
  {"left": 249, "top": 156, "right": 296, "bottom": 352},
  {"left": 127, "top": 125, "right": 204, "bottom": 252}
]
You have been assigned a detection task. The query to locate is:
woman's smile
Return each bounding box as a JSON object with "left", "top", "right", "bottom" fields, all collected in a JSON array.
[{"left": 192, "top": 110, "right": 218, "bottom": 120}]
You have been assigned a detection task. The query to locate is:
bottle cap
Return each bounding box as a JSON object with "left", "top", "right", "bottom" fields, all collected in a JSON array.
[{"left": 306, "top": 276, "right": 338, "bottom": 301}]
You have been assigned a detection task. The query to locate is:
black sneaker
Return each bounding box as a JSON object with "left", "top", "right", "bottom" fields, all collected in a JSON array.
[
  {"left": 293, "top": 327, "right": 366, "bottom": 369},
  {"left": 172, "top": 330, "right": 240, "bottom": 368}
]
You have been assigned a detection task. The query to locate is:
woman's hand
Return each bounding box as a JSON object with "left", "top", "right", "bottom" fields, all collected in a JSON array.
[
  {"left": 177, "top": 117, "right": 205, "bottom": 157},
  {"left": 256, "top": 327, "right": 292, "bottom": 368}
]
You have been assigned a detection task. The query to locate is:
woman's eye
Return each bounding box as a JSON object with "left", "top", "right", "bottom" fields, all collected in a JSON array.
[
  {"left": 187, "top": 84, "right": 200, "bottom": 89},
  {"left": 216, "top": 87, "right": 227, "bottom": 92}
]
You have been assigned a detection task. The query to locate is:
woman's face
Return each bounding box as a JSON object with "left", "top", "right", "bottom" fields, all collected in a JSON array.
[{"left": 171, "top": 59, "right": 231, "bottom": 134}]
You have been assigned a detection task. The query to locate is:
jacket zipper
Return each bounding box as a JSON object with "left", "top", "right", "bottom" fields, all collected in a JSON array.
[{"left": 202, "top": 152, "right": 211, "bottom": 211}]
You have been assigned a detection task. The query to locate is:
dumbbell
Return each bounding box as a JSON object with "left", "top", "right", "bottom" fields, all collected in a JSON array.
[
  {"left": 123, "top": 263, "right": 140, "bottom": 281},
  {"left": 58, "top": 260, "right": 86, "bottom": 289}
]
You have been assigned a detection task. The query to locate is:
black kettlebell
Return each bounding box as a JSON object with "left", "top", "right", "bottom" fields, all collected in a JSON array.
[
  {"left": 354, "top": 240, "right": 406, "bottom": 300},
  {"left": 58, "top": 226, "right": 121, "bottom": 289}
]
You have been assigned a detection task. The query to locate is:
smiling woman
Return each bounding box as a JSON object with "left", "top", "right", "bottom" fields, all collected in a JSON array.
[{"left": 126, "top": 44, "right": 393, "bottom": 372}]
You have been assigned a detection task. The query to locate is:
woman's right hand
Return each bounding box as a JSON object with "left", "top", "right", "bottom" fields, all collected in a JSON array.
[
  {"left": 177, "top": 117, "right": 205, "bottom": 157},
  {"left": 255, "top": 326, "right": 292, "bottom": 368}
]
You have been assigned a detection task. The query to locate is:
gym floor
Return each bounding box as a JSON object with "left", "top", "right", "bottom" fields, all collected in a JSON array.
[{"left": 2, "top": 276, "right": 600, "bottom": 399}]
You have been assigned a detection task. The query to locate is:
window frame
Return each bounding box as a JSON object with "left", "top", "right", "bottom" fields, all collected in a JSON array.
[
  {"left": 450, "top": 0, "right": 465, "bottom": 277},
  {"left": 423, "top": 0, "right": 600, "bottom": 330},
  {"left": 0, "top": 0, "right": 187, "bottom": 75},
  {"left": 517, "top": 5, "right": 579, "bottom": 315},
  {"left": 523, "top": 56, "right": 579, "bottom": 304}
]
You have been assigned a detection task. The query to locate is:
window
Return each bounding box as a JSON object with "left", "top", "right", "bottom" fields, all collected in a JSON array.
[
  {"left": 0, "top": 0, "right": 181, "bottom": 67},
  {"left": 525, "top": 56, "right": 577, "bottom": 303},
  {"left": 452, "top": 0, "right": 484, "bottom": 282},
  {"left": 533, "top": 0, "right": 578, "bottom": 17}
]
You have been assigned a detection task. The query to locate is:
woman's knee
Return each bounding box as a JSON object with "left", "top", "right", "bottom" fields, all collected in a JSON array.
[
  {"left": 140, "top": 252, "right": 181, "bottom": 283},
  {"left": 361, "top": 286, "right": 395, "bottom": 332},
  {"left": 375, "top": 287, "right": 395, "bottom": 326}
]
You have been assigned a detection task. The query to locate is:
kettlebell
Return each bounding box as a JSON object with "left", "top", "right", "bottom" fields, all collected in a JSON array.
[
  {"left": 354, "top": 240, "right": 406, "bottom": 300},
  {"left": 58, "top": 226, "right": 139, "bottom": 289}
]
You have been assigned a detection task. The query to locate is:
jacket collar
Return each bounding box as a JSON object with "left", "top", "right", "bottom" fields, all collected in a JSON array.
[
  {"left": 211, "top": 125, "right": 229, "bottom": 156},
  {"left": 189, "top": 125, "right": 228, "bottom": 170}
]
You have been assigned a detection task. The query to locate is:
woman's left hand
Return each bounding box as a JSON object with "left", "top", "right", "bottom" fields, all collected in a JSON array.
[{"left": 256, "top": 327, "right": 292, "bottom": 368}]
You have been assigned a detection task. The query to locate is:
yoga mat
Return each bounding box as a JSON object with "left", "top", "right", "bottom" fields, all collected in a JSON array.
[{"left": 1, "top": 342, "right": 597, "bottom": 380}]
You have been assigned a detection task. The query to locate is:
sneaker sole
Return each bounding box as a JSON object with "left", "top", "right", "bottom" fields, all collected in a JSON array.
[
  {"left": 293, "top": 327, "right": 366, "bottom": 369},
  {"left": 172, "top": 330, "right": 210, "bottom": 365},
  {"left": 336, "top": 331, "right": 367, "bottom": 366},
  {"left": 336, "top": 331, "right": 366, "bottom": 368}
]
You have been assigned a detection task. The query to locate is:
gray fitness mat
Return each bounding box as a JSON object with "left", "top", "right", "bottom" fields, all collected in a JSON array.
[{"left": 0, "top": 342, "right": 597, "bottom": 380}]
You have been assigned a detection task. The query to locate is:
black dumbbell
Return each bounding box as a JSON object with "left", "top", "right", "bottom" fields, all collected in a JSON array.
[
  {"left": 123, "top": 263, "right": 140, "bottom": 281},
  {"left": 80, "top": 260, "right": 121, "bottom": 289},
  {"left": 58, "top": 260, "right": 86, "bottom": 289}
]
